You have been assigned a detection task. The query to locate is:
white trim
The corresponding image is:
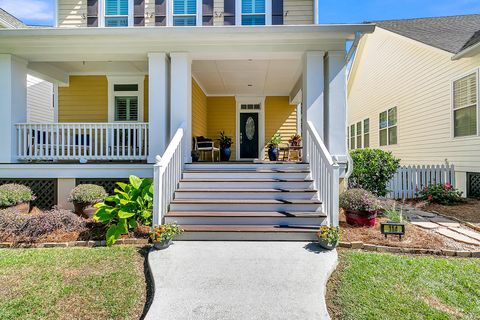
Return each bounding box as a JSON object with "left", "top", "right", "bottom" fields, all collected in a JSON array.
[
  {"left": 450, "top": 68, "right": 480, "bottom": 140},
  {"left": 107, "top": 75, "right": 145, "bottom": 122},
  {"left": 167, "top": 0, "right": 203, "bottom": 26},
  {"left": 235, "top": 96, "right": 265, "bottom": 160},
  {"left": 236, "top": 0, "right": 272, "bottom": 26},
  {"left": 378, "top": 106, "right": 398, "bottom": 147},
  {"left": 99, "top": 0, "right": 134, "bottom": 27},
  {"left": 314, "top": 0, "right": 319, "bottom": 24}
]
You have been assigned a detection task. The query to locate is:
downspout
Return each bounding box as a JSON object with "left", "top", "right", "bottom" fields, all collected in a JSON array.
[{"left": 343, "top": 32, "right": 362, "bottom": 189}]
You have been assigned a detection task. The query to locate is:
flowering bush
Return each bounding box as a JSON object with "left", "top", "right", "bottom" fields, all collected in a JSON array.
[
  {"left": 68, "top": 184, "right": 108, "bottom": 205},
  {"left": 150, "top": 223, "right": 183, "bottom": 242},
  {"left": 340, "top": 188, "right": 380, "bottom": 212},
  {"left": 0, "top": 184, "right": 35, "bottom": 207},
  {"left": 418, "top": 183, "right": 463, "bottom": 205},
  {"left": 317, "top": 226, "right": 339, "bottom": 246}
]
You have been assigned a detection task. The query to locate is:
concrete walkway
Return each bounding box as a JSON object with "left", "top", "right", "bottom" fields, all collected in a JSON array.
[{"left": 145, "top": 242, "right": 338, "bottom": 320}]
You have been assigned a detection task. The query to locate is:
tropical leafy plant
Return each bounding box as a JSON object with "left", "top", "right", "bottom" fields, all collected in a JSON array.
[
  {"left": 218, "top": 131, "right": 233, "bottom": 149},
  {"left": 0, "top": 184, "right": 35, "bottom": 207},
  {"left": 93, "top": 175, "right": 153, "bottom": 246},
  {"left": 348, "top": 149, "right": 400, "bottom": 197},
  {"left": 150, "top": 223, "right": 183, "bottom": 242},
  {"left": 288, "top": 134, "right": 302, "bottom": 146},
  {"left": 268, "top": 133, "right": 282, "bottom": 148},
  {"left": 418, "top": 183, "right": 463, "bottom": 205}
]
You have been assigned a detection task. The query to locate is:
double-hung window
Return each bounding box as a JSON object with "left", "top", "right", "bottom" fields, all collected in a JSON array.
[
  {"left": 349, "top": 125, "right": 355, "bottom": 149},
  {"left": 453, "top": 72, "right": 478, "bottom": 137},
  {"left": 241, "top": 0, "right": 266, "bottom": 25},
  {"left": 363, "top": 118, "right": 370, "bottom": 148},
  {"left": 105, "top": 0, "right": 129, "bottom": 27},
  {"left": 114, "top": 84, "right": 139, "bottom": 121},
  {"left": 355, "top": 121, "right": 362, "bottom": 149},
  {"left": 172, "top": 0, "right": 197, "bottom": 26},
  {"left": 379, "top": 106, "right": 397, "bottom": 146}
]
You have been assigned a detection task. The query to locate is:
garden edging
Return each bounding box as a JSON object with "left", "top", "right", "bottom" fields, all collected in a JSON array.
[
  {"left": 338, "top": 241, "right": 480, "bottom": 258},
  {"left": 0, "top": 238, "right": 149, "bottom": 249}
]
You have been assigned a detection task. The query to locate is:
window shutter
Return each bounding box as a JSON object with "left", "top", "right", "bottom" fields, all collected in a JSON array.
[
  {"left": 224, "top": 0, "right": 235, "bottom": 25},
  {"left": 155, "top": 0, "right": 167, "bottom": 26},
  {"left": 134, "top": 0, "right": 145, "bottom": 26},
  {"left": 87, "top": 0, "right": 98, "bottom": 27},
  {"left": 272, "top": 0, "right": 283, "bottom": 25},
  {"left": 203, "top": 0, "right": 214, "bottom": 26}
]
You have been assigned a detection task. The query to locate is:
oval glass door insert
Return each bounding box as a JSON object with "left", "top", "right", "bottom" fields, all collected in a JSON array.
[{"left": 245, "top": 116, "right": 255, "bottom": 140}]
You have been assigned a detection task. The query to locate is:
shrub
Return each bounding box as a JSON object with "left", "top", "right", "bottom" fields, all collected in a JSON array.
[
  {"left": 94, "top": 175, "right": 153, "bottom": 246},
  {"left": 418, "top": 183, "right": 463, "bottom": 205},
  {"left": 68, "top": 184, "right": 108, "bottom": 205},
  {"left": 0, "top": 184, "right": 35, "bottom": 207},
  {"left": 348, "top": 149, "right": 400, "bottom": 197},
  {"left": 0, "top": 208, "right": 85, "bottom": 242},
  {"left": 340, "top": 188, "right": 380, "bottom": 212},
  {"left": 150, "top": 223, "right": 183, "bottom": 242}
]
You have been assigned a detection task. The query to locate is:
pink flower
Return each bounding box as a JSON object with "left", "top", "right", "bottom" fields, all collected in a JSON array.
[
  {"left": 444, "top": 183, "right": 452, "bottom": 190},
  {"left": 428, "top": 195, "right": 433, "bottom": 202}
]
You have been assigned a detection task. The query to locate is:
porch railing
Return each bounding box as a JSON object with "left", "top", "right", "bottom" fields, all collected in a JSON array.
[
  {"left": 152, "top": 122, "right": 185, "bottom": 225},
  {"left": 306, "top": 121, "right": 340, "bottom": 227},
  {"left": 16, "top": 123, "right": 149, "bottom": 161}
]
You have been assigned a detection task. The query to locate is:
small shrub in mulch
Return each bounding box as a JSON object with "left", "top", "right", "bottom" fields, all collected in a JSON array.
[
  {"left": 418, "top": 183, "right": 463, "bottom": 205},
  {"left": 0, "top": 184, "right": 35, "bottom": 207}
]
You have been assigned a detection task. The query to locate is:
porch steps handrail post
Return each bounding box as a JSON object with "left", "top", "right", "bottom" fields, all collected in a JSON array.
[
  {"left": 306, "top": 120, "right": 340, "bottom": 227},
  {"left": 152, "top": 122, "right": 186, "bottom": 225}
]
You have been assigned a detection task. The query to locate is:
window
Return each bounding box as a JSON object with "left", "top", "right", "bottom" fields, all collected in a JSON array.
[
  {"left": 379, "top": 107, "right": 397, "bottom": 146},
  {"left": 172, "top": 0, "right": 197, "bottom": 26},
  {"left": 108, "top": 76, "right": 144, "bottom": 122},
  {"left": 355, "top": 121, "right": 362, "bottom": 149},
  {"left": 350, "top": 125, "right": 355, "bottom": 149},
  {"left": 241, "top": 0, "right": 266, "bottom": 25},
  {"left": 363, "top": 118, "right": 370, "bottom": 148},
  {"left": 105, "top": 0, "right": 129, "bottom": 26},
  {"left": 453, "top": 72, "right": 478, "bottom": 137}
]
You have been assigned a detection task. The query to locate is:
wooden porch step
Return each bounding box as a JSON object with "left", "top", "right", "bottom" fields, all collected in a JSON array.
[
  {"left": 180, "top": 178, "right": 314, "bottom": 182},
  {"left": 170, "top": 199, "right": 321, "bottom": 204},
  {"left": 175, "top": 188, "right": 317, "bottom": 193},
  {"left": 166, "top": 211, "right": 326, "bottom": 218},
  {"left": 180, "top": 224, "right": 320, "bottom": 232},
  {"left": 183, "top": 169, "right": 310, "bottom": 173}
]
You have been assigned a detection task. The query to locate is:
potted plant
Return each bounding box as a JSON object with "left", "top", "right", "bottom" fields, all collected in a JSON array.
[
  {"left": 316, "top": 226, "right": 340, "bottom": 250},
  {"left": 0, "top": 184, "right": 35, "bottom": 214},
  {"left": 191, "top": 150, "right": 200, "bottom": 162},
  {"left": 289, "top": 134, "right": 302, "bottom": 146},
  {"left": 218, "top": 131, "right": 233, "bottom": 161},
  {"left": 339, "top": 188, "right": 380, "bottom": 227},
  {"left": 268, "top": 133, "right": 282, "bottom": 161},
  {"left": 69, "top": 184, "right": 108, "bottom": 219},
  {"left": 150, "top": 223, "right": 183, "bottom": 249}
]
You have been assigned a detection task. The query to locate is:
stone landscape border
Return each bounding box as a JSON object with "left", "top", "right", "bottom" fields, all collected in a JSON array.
[
  {"left": 0, "top": 238, "right": 149, "bottom": 248},
  {"left": 338, "top": 241, "right": 480, "bottom": 258}
]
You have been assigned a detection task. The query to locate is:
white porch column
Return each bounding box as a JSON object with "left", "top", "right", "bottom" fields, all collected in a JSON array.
[
  {"left": 170, "top": 52, "right": 192, "bottom": 163},
  {"left": 0, "top": 54, "right": 27, "bottom": 163},
  {"left": 148, "top": 52, "right": 170, "bottom": 163},
  {"left": 325, "top": 51, "right": 348, "bottom": 163},
  {"left": 302, "top": 51, "right": 325, "bottom": 146}
]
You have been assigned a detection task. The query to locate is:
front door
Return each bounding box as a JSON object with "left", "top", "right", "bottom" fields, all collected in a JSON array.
[{"left": 240, "top": 113, "right": 259, "bottom": 159}]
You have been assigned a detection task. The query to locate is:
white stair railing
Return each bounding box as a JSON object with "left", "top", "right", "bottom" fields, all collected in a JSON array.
[
  {"left": 152, "top": 123, "right": 185, "bottom": 225},
  {"left": 306, "top": 121, "right": 340, "bottom": 227}
]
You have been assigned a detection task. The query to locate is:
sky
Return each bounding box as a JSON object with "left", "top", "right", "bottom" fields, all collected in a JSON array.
[{"left": 0, "top": 0, "right": 479, "bottom": 26}]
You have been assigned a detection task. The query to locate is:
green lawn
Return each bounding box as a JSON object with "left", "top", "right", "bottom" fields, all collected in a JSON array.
[
  {"left": 328, "top": 251, "right": 480, "bottom": 320},
  {"left": 0, "top": 246, "right": 147, "bottom": 320}
]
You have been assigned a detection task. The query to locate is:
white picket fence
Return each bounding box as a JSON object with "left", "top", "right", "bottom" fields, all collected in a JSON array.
[{"left": 386, "top": 164, "right": 455, "bottom": 199}]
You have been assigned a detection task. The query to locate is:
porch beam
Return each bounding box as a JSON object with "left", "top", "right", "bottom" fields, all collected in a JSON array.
[
  {"left": 325, "top": 51, "right": 347, "bottom": 163},
  {"left": 0, "top": 54, "right": 27, "bottom": 163},
  {"left": 27, "top": 62, "right": 69, "bottom": 86},
  {"left": 170, "top": 52, "right": 192, "bottom": 163},
  {"left": 148, "top": 52, "right": 170, "bottom": 163}
]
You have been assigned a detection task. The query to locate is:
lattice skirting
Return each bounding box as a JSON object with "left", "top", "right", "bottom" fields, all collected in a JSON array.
[
  {"left": 0, "top": 179, "right": 57, "bottom": 209},
  {"left": 76, "top": 178, "right": 130, "bottom": 195},
  {"left": 467, "top": 172, "right": 480, "bottom": 198}
]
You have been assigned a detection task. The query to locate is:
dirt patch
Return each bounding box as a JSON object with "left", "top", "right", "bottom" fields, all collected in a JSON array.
[
  {"left": 421, "top": 296, "right": 465, "bottom": 318},
  {"left": 404, "top": 199, "right": 480, "bottom": 224},
  {"left": 339, "top": 211, "right": 477, "bottom": 251},
  {"left": 325, "top": 250, "right": 346, "bottom": 320}
]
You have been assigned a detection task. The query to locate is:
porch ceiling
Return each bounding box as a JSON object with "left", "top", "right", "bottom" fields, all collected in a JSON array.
[{"left": 192, "top": 59, "right": 302, "bottom": 96}]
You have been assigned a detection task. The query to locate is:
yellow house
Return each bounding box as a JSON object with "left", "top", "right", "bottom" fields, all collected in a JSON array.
[{"left": 348, "top": 15, "right": 480, "bottom": 197}]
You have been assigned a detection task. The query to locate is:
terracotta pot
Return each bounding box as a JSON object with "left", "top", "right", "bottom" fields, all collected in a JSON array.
[
  {"left": 5, "top": 202, "right": 30, "bottom": 214},
  {"left": 153, "top": 239, "right": 172, "bottom": 250},
  {"left": 74, "top": 203, "right": 97, "bottom": 219},
  {"left": 345, "top": 210, "right": 377, "bottom": 227}
]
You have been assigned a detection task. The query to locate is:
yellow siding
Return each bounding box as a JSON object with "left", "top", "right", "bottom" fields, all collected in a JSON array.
[
  {"left": 207, "top": 97, "right": 237, "bottom": 159},
  {"left": 348, "top": 27, "right": 480, "bottom": 175},
  {"left": 265, "top": 96, "right": 297, "bottom": 151},
  {"left": 58, "top": 76, "right": 108, "bottom": 122},
  {"left": 192, "top": 79, "right": 208, "bottom": 137},
  {"left": 58, "top": 0, "right": 87, "bottom": 28},
  {"left": 284, "top": 0, "right": 314, "bottom": 25}
]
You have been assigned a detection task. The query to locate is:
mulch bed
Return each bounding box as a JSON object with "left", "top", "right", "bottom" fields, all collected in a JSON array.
[
  {"left": 404, "top": 198, "right": 480, "bottom": 224},
  {"left": 339, "top": 211, "right": 477, "bottom": 251}
]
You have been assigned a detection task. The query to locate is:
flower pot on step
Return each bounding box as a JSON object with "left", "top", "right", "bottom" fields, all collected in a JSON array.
[
  {"left": 220, "top": 148, "right": 231, "bottom": 161},
  {"left": 345, "top": 210, "right": 377, "bottom": 227},
  {"left": 318, "top": 238, "right": 338, "bottom": 250},
  {"left": 153, "top": 239, "right": 172, "bottom": 250}
]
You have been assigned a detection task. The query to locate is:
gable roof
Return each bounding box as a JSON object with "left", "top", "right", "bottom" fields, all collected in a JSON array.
[
  {"left": 0, "top": 8, "right": 26, "bottom": 28},
  {"left": 370, "top": 14, "right": 480, "bottom": 54}
]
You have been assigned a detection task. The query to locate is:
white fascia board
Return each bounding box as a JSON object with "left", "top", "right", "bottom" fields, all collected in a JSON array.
[{"left": 452, "top": 42, "right": 480, "bottom": 60}]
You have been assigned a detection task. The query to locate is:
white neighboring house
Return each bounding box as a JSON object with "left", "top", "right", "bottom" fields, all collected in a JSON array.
[
  {"left": 348, "top": 14, "right": 480, "bottom": 198},
  {"left": 0, "top": 0, "right": 374, "bottom": 239},
  {"left": 0, "top": 9, "right": 54, "bottom": 123}
]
